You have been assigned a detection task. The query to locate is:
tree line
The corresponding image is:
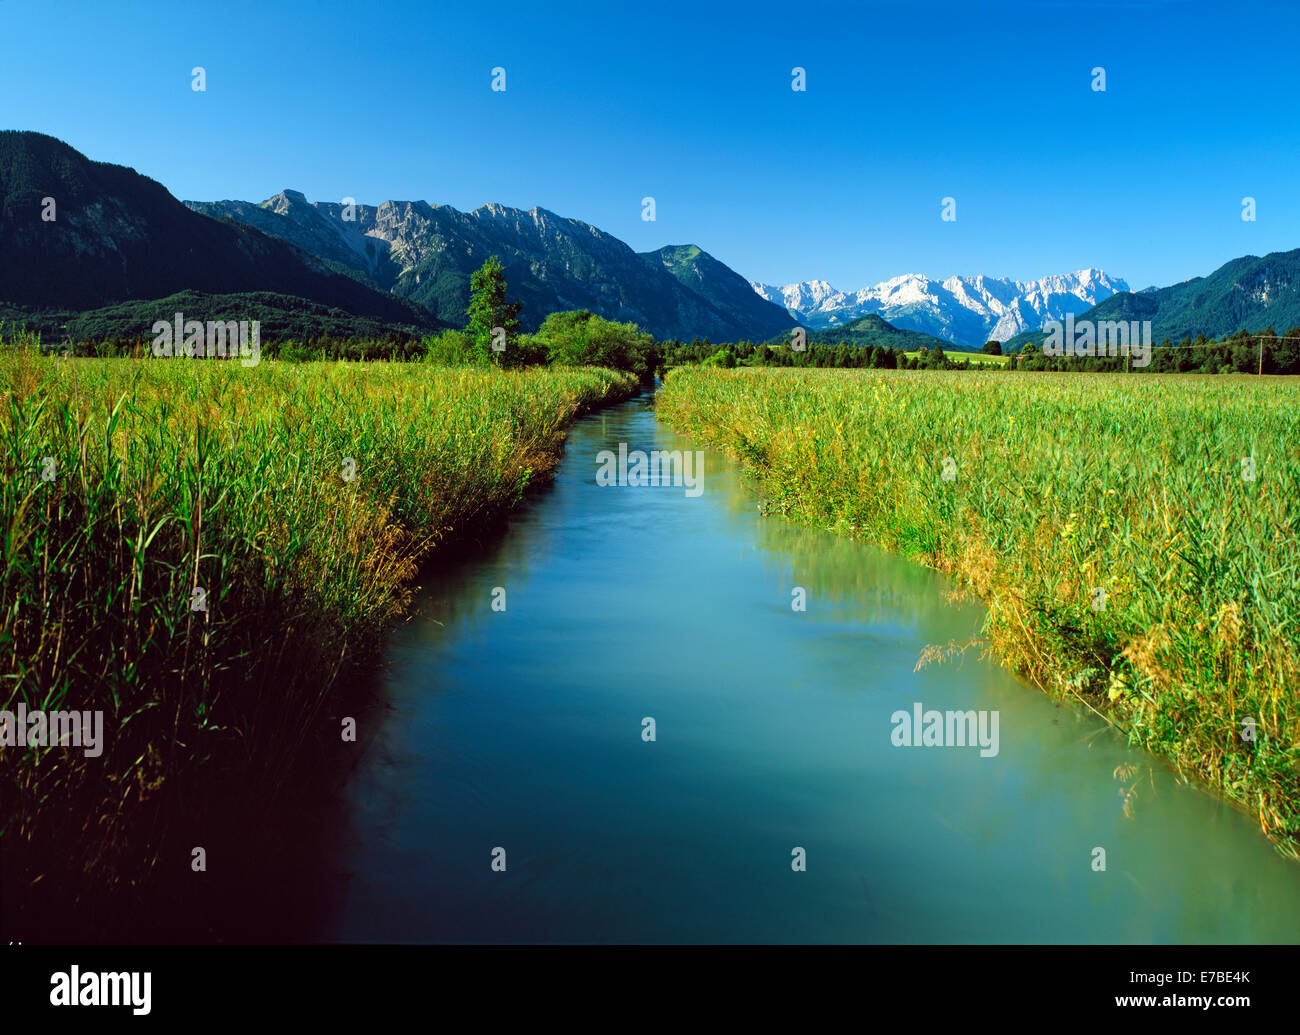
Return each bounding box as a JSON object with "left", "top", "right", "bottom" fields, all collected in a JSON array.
[{"left": 1016, "top": 327, "right": 1300, "bottom": 375}]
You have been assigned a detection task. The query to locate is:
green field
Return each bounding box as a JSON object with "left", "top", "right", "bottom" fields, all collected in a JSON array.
[
  {"left": 0, "top": 336, "right": 637, "bottom": 893},
  {"left": 657, "top": 366, "right": 1300, "bottom": 856},
  {"left": 905, "top": 348, "right": 1010, "bottom": 367}
]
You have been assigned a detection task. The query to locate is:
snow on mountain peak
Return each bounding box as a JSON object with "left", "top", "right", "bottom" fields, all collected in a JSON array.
[{"left": 751, "top": 268, "right": 1130, "bottom": 347}]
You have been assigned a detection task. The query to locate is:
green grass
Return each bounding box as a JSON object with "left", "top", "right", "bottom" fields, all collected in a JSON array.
[
  {"left": 657, "top": 366, "right": 1300, "bottom": 856},
  {"left": 0, "top": 332, "right": 637, "bottom": 898},
  {"left": 905, "top": 349, "right": 1010, "bottom": 367}
]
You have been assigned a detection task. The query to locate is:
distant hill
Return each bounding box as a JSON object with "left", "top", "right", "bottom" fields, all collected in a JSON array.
[
  {"left": 0, "top": 132, "right": 439, "bottom": 336},
  {"left": 766, "top": 313, "right": 958, "bottom": 352},
  {"left": 190, "top": 193, "right": 791, "bottom": 342},
  {"left": 640, "top": 244, "right": 791, "bottom": 341},
  {"left": 1004, "top": 248, "right": 1300, "bottom": 352}
]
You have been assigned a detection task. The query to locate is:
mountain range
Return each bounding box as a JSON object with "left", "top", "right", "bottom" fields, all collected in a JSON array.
[
  {"left": 0, "top": 131, "right": 792, "bottom": 344},
  {"left": 1003, "top": 250, "right": 1300, "bottom": 352},
  {"left": 5, "top": 132, "right": 1300, "bottom": 354},
  {"left": 185, "top": 193, "right": 792, "bottom": 342},
  {"left": 752, "top": 270, "right": 1130, "bottom": 348},
  {"left": 0, "top": 132, "right": 436, "bottom": 336}
]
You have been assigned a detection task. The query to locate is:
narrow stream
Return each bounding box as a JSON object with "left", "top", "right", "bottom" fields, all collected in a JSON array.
[{"left": 321, "top": 389, "right": 1300, "bottom": 943}]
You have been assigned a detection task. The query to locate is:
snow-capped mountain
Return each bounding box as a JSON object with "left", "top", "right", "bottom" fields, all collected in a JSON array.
[{"left": 751, "top": 269, "right": 1129, "bottom": 348}]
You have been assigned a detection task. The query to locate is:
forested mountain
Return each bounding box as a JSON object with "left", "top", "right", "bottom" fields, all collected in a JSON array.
[
  {"left": 1003, "top": 249, "right": 1300, "bottom": 352},
  {"left": 190, "top": 193, "right": 792, "bottom": 341},
  {"left": 0, "top": 132, "right": 436, "bottom": 332},
  {"left": 765, "top": 312, "right": 956, "bottom": 352}
]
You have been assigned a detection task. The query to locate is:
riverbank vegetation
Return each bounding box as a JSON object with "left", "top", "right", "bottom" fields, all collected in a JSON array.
[
  {"left": 0, "top": 331, "right": 637, "bottom": 923},
  {"left": 656, "top": 366, "right": 1300, "bottom": 857}
]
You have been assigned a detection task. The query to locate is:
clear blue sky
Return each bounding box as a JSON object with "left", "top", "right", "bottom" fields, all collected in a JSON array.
[{"left": 3, "top": 0, "right": 1297, "bottom": 291}]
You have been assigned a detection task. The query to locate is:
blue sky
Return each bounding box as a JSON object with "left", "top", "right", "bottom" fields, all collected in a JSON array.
[{"left": 3, "top": 0, "right": 1297, "bottom": 291}]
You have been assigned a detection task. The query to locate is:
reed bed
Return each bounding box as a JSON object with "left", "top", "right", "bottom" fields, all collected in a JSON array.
[
  {"left": 0, "top": 330, "right": 636, "bottom": 901},
  {"left": 657, "top": 366, "right": 1300, "bottom": 856}
]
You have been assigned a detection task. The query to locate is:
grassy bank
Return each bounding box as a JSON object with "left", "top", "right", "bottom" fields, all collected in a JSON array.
[
  {"left": 657, "top": 367, "right": 1300, "bottom": 856},
  {"left": 1, "top": 335, "right": 637, "bottom": 909}
]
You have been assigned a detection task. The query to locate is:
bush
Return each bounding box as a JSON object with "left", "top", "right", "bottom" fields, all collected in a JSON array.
[
  {"left": 534, "top": 309, "right": 658, "bottom": 379},
  {"left": 423, "top": 329, "right": 475, "bottom": 365}
]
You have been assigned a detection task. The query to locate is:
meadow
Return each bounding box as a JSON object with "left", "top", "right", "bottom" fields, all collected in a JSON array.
[
  {"left": 656, "top": 366, "right": 1300, "bottom": 856},
  {"left": 0, "top": 332, "right": 637, "bottom": 904},
  {"left": 905, "top": 349, "right": 1010, "bottom": 367}
]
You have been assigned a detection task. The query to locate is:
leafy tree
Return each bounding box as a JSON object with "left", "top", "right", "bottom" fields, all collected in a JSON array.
[
  {"left": 465, "top": 255, "right": 522, "bottom": 366},
  {"left": 981, "top": 339, "right": 1002, "bottom": 355},
  {"left": 1277, "top": 326, "right": 1300, "bottom": 374},
  {"left": 535, "top": 309, "right": 657, "bottom": 379},
  {"left": 1019, "top": 341, "right": 1047, "bottom": 371}
]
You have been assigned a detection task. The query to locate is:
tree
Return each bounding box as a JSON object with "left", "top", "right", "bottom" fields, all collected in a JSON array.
[
  {"left": 1019, "top": 341, "right": 1047, "bottom": 371},
  {"left": 466, "top": 255, "right": 523, "bottom": 366},
  {"left": 534, "top": 309, "right": 658, "bottom": 379},
  {"left": 703, "top": 345, "right": 737, "bottom": 368},
  {"left": 1277, "top": 326, "right": 1300, "bottom": 374},
  {"left": 981, "top": 339, "right": 1002, "bottom": 355}
]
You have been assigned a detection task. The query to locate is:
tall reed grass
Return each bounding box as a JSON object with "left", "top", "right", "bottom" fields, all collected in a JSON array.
[{"left": 0, "top": 329, "right": 636, "bottom": 906}]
